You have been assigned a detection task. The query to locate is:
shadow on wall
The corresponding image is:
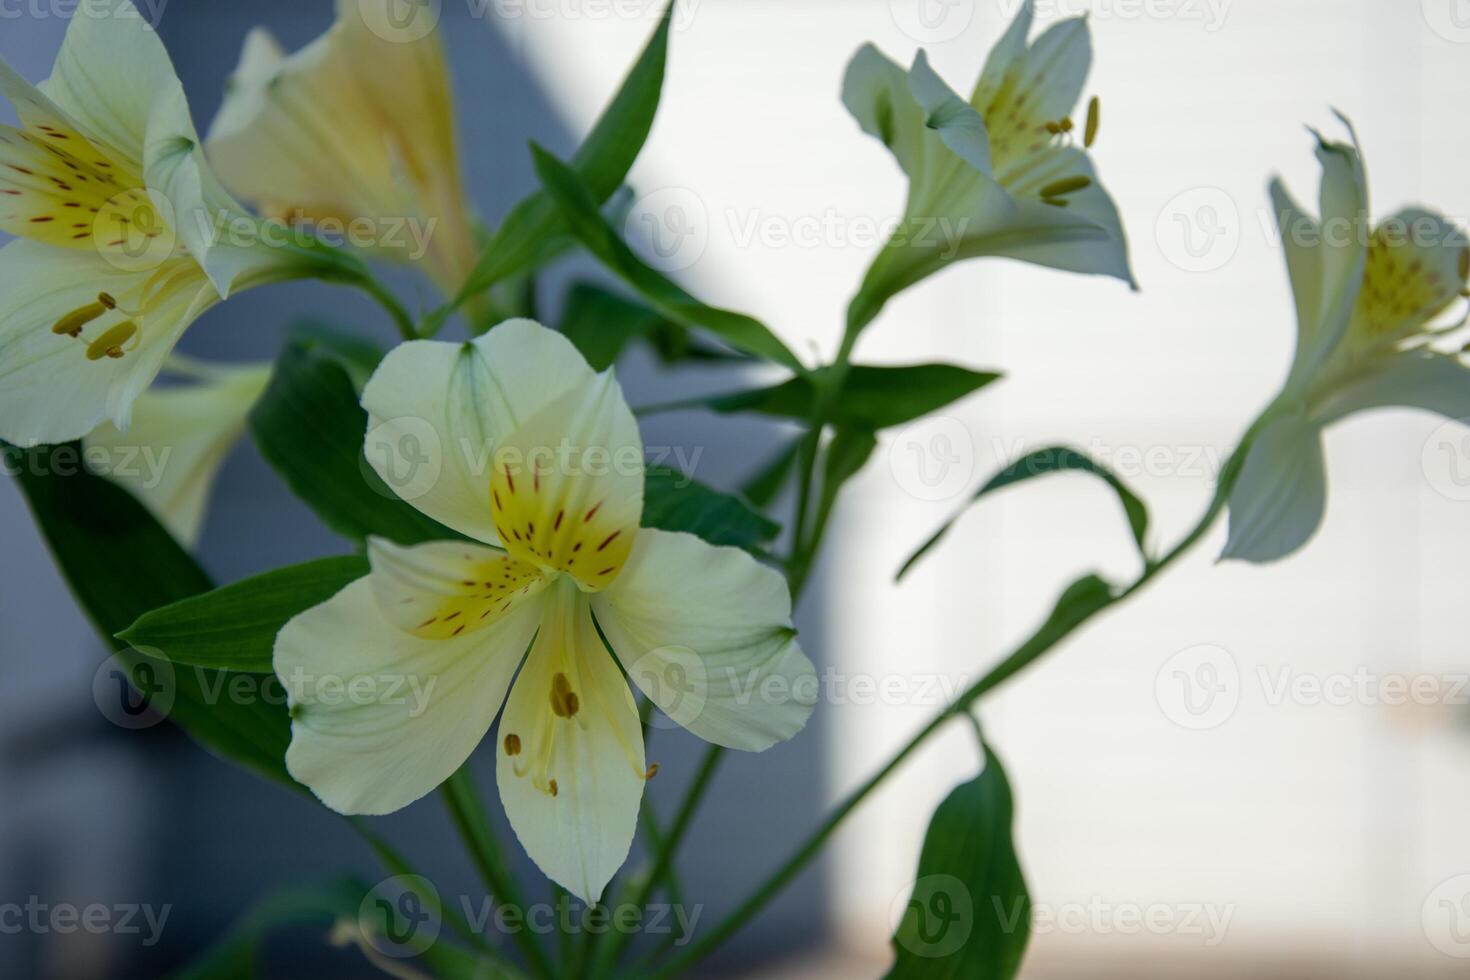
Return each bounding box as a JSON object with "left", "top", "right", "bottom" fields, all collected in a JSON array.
[{"left": 0, "top": 2, "right": 828, "bottom": 976}]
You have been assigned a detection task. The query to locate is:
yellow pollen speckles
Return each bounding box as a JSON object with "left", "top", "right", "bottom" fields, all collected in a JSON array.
[
  {"left": 1350, "top": 231, "right": 1464, "bottom": 342},
  {"left": 550, "top": 672, "right": 580, "bottom": 719},
  {"left": 84, "top": 321, "right": 137, "bottom": 360},
  {"left": 504, "top": 733, "right": 522, "bottom": 756},
  {"left": 393, "top": 552, "right": 546, "bottom": 640}
]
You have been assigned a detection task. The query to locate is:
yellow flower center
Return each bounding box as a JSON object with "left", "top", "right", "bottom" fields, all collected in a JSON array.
[{"left": 1349, "top": 231, "right": 1468, "bottom": 346}]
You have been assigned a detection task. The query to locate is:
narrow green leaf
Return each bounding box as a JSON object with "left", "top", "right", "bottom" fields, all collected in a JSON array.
[
  {"left": 813, "top": 426, "right": 879, "bottom": 538},
  {"left": 643, "top": 468, "right": 779, "bottom": 552},
  {"left": 560, "top": 281, "right": 745, "bottom": 370},
  {"left": 250, "top": 344, "right": 460, "bottom": 547},
  {"left": 900, "top": 446, "right": 1150, "bottom": 580},
  {"left": 451, "top": 10, "right": 673, "bottom": 307},
  {"left": 3, "top": 442, "right": 296, "bottom": 788},
  {"left": 120, "top": 556, "right": 368, "bottom": 673},
  {"left": 530, "top": 145, "right": 805, "bottom": 372},
  {"left": 285, "top": 321, "right": 386, "bottom": 390},
  {"left": 885, "top": 742, "right": 1030, "bottom": 980},
  {"left": 691, "top": 363, "right": 1000, "bottom": 430}
]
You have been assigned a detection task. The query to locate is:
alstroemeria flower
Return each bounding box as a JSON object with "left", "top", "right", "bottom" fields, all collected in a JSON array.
[
  {"left": 1224, "top": 116, "right": 1470, "bottom": 561},
  {"left": 275, "top": 319, "right": 817, "bottom": 903},
  {"left": 0, "top": 0, "right": 321, "bottom": 446},
  {"left": 84, "top": 358, "right": 271, "bottom": 547},
  {"left": 842, "top": 0, "right": 1134, "bottom": 316},
  {"left": 205, "top": 0, "right": 477, "bottom": 297}
]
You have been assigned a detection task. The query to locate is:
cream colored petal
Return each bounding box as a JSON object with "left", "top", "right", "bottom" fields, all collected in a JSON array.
[
  {"left": 83, "top": 361, "right": 271, "bottom": 546},
  {"left": 0, "top": 240, "right": 212, "bottom": 445},
  {"left": 592, "top": 529, "right": 816, "bottom": 752},
  {"left": 1270, "top": 177, "right": 1324, "bottom": 386},
  {"left": 359, "top": 319, "right": 598, "bottom": 544},
  {"left": 366, "top": 536, "right": 550, "bottom": 641},
  {"left": 277, "top": 577, "right": 542, "bottom": 816},
  {"left": 1222, "top": 412, "right": 1327, "bottom": 564},
  {"left": 496, "top": 583, "right": 645, "bottom": 904},
  {"left": 1296, "top": 122, "right": 1369, "bottom": 376},
  {"left": 970, "top": 0, "right": 1036, "bottom": 110},
  {"left": 38, "top": 0, "right": 179, "bottom": 163},
  {"left": 1312, "top": 352, "right": 1470, "bottom": 426},
  {"left": 488, "top": 372, "right": 644, "bottom": 591}
]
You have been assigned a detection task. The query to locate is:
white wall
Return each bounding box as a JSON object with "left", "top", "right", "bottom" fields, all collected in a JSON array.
[{"left": 508, "top": 0, "right": 1470, "bottom": 972}]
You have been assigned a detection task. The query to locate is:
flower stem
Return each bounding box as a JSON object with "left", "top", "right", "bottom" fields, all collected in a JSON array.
[
  {"left": 350, "top": 273, "right": 419, "bottom": 342},
  {"left": 440, "top": 769, "right": 556, "bottom": 980},
  {"left": 652, "top": 423, "right": 1260, "bottom": 978}
]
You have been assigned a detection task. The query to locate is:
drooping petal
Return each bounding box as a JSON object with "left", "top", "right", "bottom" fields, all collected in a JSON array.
[
  {"left": 83, "top": 360, "right": 271, "bottom": 546},
  {"left": 0, "top": 239, "right": 213, "bottom": 444},
  {"left": 1222, "top": 412, "right": 1328, "bottom": 563},
  {"left": 366, "top": 537, "right": 550, "bottom": 641},
  {"left": 277, "top": 577, "right": 542, "bottom": 816},
  {"left": 592, "top": 529, "right": 816, "bottom": 752},
  {"left": 1312, "top": 352, "right": 1470, "bottom": 425},
  {"left": 359, "top": 319, "right": 599, "bottom": 544},
  {"left": 488, "top": 372, "right": 644, "bottom": 591},
  {"left": 496, "top": 582, "right": 645, "bottom": 904}
]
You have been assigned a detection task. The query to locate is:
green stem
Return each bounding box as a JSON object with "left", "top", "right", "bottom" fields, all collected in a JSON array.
[
  {"left": 440, "top": 769, "right": 556, "bottom": 980},
  {"left": 589, "top": 743, "right": 724, "bottom": 977},
  {"left": 349, "top": 272, "right": 419, "bottom": 342},
  {"left": 653, "top": 423, "right": 1261, "bottom": 978}
]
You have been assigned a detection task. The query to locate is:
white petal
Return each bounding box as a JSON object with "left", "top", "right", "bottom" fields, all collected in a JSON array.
[
  {"left": 0, "top": 240, "right": 212, "bottom": 445},
  {"left": 38, "top": 0, "right": 177, "bottom": 162},
  {"left": 592, "top": 529, "right": 816, "bottom": 752},
  {"left": 83, "top": 361, "right": 271, "bottom": 546},
  {"left": 359, "top": 319, "right": 598, "bottom": 544},
  {"left": 842, "top": 44, "right": 929, "bottom": 178},
  {"left": 496, "top": 584, "right": 645, "bottom": 904},
  {"left": 1269, "top": 177, "right": 1324, "bottom": 385},
  {"left": 1313, "top": 352, "right": 1470, "bottom": 425},
  {"left": 1295, "top": 124, "right": 1369, "bottom": 375},
  {"left": 970, "top": 0, "right": 1035, "bottom": 110},
  {"left": 488, "top": 371, "right": 644, "bottom": 591},
  {"left": 366, "top": 536, "right": 550, "bottom": 641},
  {"left": 1222, "top": 413, "right": 1328, "bottom": 563},
  {"left": 276, "top": 577, "right": 541, "bottom": 816},
  {"left": 908, "top": 52, "right": 992, "bottom": 174}
]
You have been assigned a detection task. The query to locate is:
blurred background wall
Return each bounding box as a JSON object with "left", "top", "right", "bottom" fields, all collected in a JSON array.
[{"left": 5, "top": 0, "right": 1470, "bottom": 977}]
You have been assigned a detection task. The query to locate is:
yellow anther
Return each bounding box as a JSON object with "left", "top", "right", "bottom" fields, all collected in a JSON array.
[
  {"left": 1084, "top": 96, "right": 1100, "bottom": 148},
  {"left": 51, "top": 301, "right": 108, "bottom": 337},
  {"left": 97, "top": 292, "right": 117, "bottom": 310},
  {"left": 549, "top": 672, "right": 579, "bottom": 719},
  {"left": 548, "top": 779, "right": 559, "bottom": 798},
  {"left": 1044, "top": 120, "right": 1062, "bottom": 135},
  {"left": 645, "top": 763, "right": 660, "bottom": 781},
  {"left": 1042, "top": 198, "right": 1070, "bottom": 208},
  {"left": 84, "top": 320, "right": 137, "bottom": 360},
  {"left": 1059, "top": 117, "right": 1074, "bottom": 133},
  {"left": 1038, "top": 175, "right": 1093, "bottom": 199},
  {"left": 503, "top": 733, "right": 522, "bottom": 756}
]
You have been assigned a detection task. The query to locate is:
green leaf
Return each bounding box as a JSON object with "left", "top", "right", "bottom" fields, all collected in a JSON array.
[
  {"left": 449, "top": 10, "right": 673, "bottom": 309},
  {"left": 250, "top": 343, "right": 461, "bottom": 547},
  {"left": 741, "top": 436, "right": 803, "bottom": 508},
  {"left": 642, "top": 468, "right": 779, "bottom": 552},
  {"left": 3, "top": 442, "right": 296, "bottom": 788},
  {"left": 886, "top": 742, "right": 1030, "bottom": 980},
  {"left": 560, "top": 281, "right": 746, "bottom": 371},
  {"left": 654, "top": 363, "right": 1001, "bottom": 430},
  {"left": 285, "top": 321, "right": 385, "bottom": 390},
  {"left": 120, "top": 556, "right": 368, "bottom": 673},
  {"left": 899, "top": 446, "right": 1150, "bottom": 580},
  {"left": 530, "top": 145, "right": 806, "bottom": 372}
]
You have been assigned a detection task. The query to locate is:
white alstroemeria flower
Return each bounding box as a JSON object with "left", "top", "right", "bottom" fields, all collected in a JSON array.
[
  {"left": 84, "top": 358, "right": 271, "bottom": 547},
  {"left": 205, "top": 0, "right": 477, "bottom": 297},
  {"left": 1224, "top": 116, "right": 1470, "bottom": 562},
  {"left": 0, "top": 0, "right": 321, "bottom": 446},
  {"left": 842, "top": 0, "right": 1134, "bottom": 312},
  {"left": 275, "top": 319, "right": 817, "bottom": 903}
]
